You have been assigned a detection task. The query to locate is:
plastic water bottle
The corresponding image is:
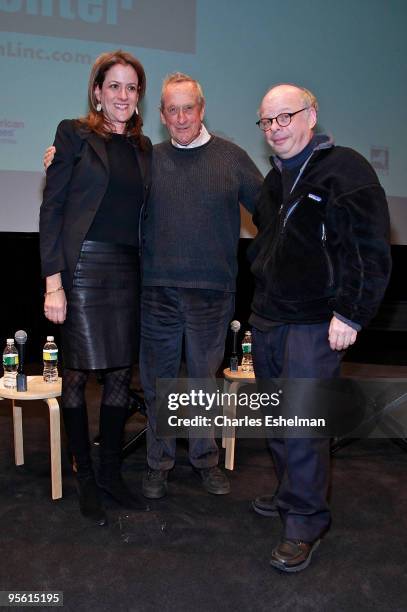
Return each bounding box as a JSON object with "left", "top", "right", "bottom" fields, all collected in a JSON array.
[
  {"left": 43, "top": 336, "right": 58, "bottom": 383},
  {"left": 241, "top": 331, "right": 253, "bottom": 373},
  {"left": 3, "top": 339, "right": 19, "bottom": 389}
]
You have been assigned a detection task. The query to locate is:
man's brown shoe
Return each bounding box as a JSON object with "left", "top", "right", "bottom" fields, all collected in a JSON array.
[{"left": 270, "top": 538, "right": 320, "bottom": 572}]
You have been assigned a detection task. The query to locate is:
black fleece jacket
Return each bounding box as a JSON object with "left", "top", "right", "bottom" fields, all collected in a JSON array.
[{"left": 248, "top": 136, "right": 392, "bottom": 328}]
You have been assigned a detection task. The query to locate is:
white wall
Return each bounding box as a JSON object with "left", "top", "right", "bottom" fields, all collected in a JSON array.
[{"left": 1, "top": 0, "right": 406, "bottom": 239}]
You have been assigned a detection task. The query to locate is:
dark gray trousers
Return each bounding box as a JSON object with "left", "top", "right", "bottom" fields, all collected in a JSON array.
[{"left": 140, "top": 286, "right": 234, "bottom": 470}]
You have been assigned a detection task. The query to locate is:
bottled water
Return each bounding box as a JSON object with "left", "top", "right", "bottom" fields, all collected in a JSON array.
[
  {"left": 43, "top": 336, "right": 58, "bottom": 383},
  {"left": 3, "top": 339, "right": 18, "bottom": 389},
  {"left": 241, "top": 331, "right": 253, "bottom": 373}
]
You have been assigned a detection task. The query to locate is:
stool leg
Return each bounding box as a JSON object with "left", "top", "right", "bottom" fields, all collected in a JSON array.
[
  {"left": 222, "top": 379, "right": 229, "bottom": 448},
  {"left": 224, "top": 381, "right": 239, "bottom": 471},
  {"left": 12, "top": 400, "right": 24, "bottom": 466},
  {"left": 46, "top": 397, "right": 62, "bottom": 500}
]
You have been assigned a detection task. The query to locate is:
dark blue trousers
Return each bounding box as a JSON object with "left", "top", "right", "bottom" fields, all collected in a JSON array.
[
  {"left": 252, "top": 323, "right": 343, "bottom": 542},
  {"left": 140, "top": 286, "right": 234, "bottom": 470}
]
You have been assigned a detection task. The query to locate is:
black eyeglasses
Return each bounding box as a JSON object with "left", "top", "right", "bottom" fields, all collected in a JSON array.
[{"left": 256, "top": 107, "right": 310, "bottom": 131}]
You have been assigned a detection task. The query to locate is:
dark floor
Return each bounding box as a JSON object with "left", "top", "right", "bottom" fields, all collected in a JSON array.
[{"left": 0, "top": 365, "right": 407, "bottom": 611}]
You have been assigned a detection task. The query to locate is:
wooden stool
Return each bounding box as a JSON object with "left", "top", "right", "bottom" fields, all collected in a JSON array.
[
  {"left": 0, "top": 375, "right": 62, "bottom": 500},
  {"left": 222, "top": 367, "right": 255, "bottom": 470}
]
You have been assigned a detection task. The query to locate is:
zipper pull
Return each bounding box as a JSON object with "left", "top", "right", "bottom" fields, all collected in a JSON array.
[{"left": 321, "top": 222, "right": 326, "bottom": 243}]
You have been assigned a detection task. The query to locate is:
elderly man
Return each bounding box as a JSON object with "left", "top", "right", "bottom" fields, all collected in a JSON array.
[
  {"left": 140, "top": 73, "right": 262, "bottom": 498},
  {"left": 249, "top": 84, "right": 391, "bottom": 572}
]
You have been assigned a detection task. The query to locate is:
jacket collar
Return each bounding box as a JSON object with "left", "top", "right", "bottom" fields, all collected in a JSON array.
[
  {"left": 83, "top": 130, "right": 109, "bottom": 170},
  {"left": 80, "top": 128, "right": 150, "bottom": 190},
  {"left": 270, "top": 133, "right": 334, "bottom": 173}
]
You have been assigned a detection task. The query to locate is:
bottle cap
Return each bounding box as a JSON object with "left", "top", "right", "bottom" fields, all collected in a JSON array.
[
  {"left": 46, "top": 336, "right": 54, "bottom": 341},
  {"left": 6, "top": 338, "right": 14, "bottom": 343}
]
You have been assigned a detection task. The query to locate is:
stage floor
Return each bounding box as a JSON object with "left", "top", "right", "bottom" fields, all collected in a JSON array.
[{"left": 0, "top": 363, "right": 406, "bottom": 611}]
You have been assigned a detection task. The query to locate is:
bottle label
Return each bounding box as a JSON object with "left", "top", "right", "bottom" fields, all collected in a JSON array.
[
  {"left": 43, "top": 349, "right": 58, "bottom": 361},
  {"left": 3, "top": 354, "right": 19, "bottom": 366},
  {"left": 242, "top": 343, "right": 252, "bottom": 354}
]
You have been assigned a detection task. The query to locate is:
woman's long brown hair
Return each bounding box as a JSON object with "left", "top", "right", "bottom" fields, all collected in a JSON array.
[{"left": 78, "top": 49, "right": 146, "bottom": 141}]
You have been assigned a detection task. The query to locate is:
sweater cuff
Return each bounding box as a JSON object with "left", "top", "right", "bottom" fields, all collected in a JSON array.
[{"left": 333, "top": 311, "right": 362, "bottom": 332}]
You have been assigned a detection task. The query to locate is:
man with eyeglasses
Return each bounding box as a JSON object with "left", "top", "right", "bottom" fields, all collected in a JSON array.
[{"left": 249, "top": 83, "right": 391, "bottom": 572}]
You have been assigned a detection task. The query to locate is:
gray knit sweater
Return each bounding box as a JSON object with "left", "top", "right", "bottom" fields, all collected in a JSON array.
[{"left": 142, "top": 136, "right": 263, "bottom": 291}]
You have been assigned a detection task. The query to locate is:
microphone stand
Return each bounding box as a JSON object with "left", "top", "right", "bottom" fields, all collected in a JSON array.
[{"left": 230, "top": 330, "right": 239, "bottom": 372}]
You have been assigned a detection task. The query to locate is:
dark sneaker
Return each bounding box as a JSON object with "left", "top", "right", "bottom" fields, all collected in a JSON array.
[
  {"left": 142, "top": 468, "right": 168, "bottom": 499},
  {"left": 252, "top": 494, "right": 279, "bottom": 517},
  {"left": 270, "top": 539, "right": 321, "bottom": 573},
  {"left": 193, "top": 466, "right": 231, "bottom": 495}
]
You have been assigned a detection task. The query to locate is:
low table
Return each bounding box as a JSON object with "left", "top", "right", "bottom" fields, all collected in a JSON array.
[{"left": 0, "top": 375, "right": 62, "bottom": 500}]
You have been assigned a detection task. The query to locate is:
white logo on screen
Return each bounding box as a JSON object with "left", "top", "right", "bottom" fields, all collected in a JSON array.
[{"left": 0, "top": 1, "right": 133, "bottom": 25}]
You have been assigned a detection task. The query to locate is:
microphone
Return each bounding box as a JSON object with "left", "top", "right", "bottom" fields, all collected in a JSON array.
[
  {"left": 14, "top": 329, "right": 28, "bottom": 392},
  {"left": 230, "top": 320, "right": 241, "bottom": 372}
]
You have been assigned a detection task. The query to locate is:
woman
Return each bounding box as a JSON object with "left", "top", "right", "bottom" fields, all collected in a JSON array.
[{"left": 40, "top": 50, "right": 152, "bottom": 525}]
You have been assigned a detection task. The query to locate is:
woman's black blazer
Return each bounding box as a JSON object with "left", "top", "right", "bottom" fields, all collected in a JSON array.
[{"left": 40, "top": 119, "right": 152, "bottom": 290}]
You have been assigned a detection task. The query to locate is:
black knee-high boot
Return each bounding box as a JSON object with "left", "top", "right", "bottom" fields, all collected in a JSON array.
[
  {"left": 62, "top": 405, "right": 107, "bottom": 525},
  {"left": 98, "top": 403, "right": 146, "bottom": 510}
]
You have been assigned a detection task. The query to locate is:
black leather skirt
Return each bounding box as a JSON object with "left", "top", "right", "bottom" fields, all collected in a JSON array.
[{"left": 61, "top": 240, "right": 140, "bottom": 370}]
